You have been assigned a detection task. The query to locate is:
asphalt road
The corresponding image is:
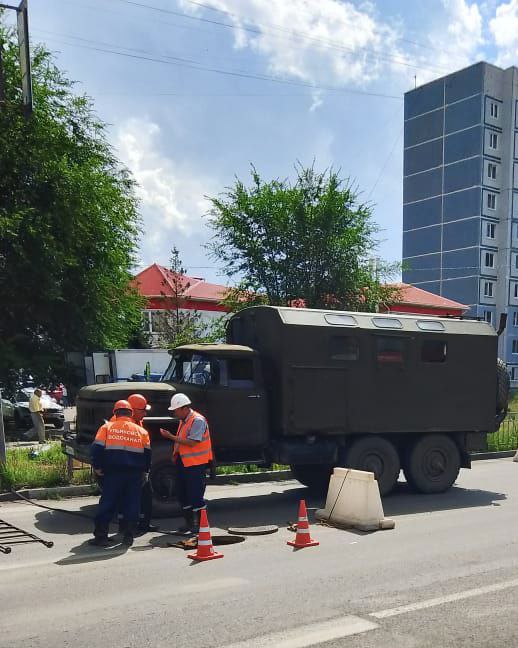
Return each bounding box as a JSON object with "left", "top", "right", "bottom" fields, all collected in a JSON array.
[{"left": 1, "top": 459, "right": 517, "bottom": 648}]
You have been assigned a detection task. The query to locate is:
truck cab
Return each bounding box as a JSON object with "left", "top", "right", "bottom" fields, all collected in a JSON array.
[{"left": 161, "top": 344, "right": 269, "bottom": 463}]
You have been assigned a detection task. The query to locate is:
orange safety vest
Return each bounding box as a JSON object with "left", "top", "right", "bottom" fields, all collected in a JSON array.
[
  {"left": 94, "top": 416, "right": 150, "bottom": 454},
  {"left": 174, "top": 410, "right": 213, "bottom": 467}
]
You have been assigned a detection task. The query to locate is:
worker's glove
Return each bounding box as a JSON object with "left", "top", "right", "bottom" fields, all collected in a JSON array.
[{"left": 141, "top": 472, "right": 150, "bottom": 486}]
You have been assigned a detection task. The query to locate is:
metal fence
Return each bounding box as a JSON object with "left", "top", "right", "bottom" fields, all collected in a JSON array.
[{"left": 488, "top": 412, "right": 518, "bottom": 451}]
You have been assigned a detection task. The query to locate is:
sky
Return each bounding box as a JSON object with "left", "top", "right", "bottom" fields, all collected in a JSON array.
[{"left": 4, "top": 0, "right": 518, "bottom": 285}]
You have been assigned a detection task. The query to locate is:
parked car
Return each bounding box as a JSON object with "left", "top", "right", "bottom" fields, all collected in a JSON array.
[
  {"left": 14, "top": 388, "right": 65, "bottom": 430},
  {"left": 1, "top": 397, "right": 15, "bottom": 428},
  {"left": 47, "top": 383, "right": 64, "bottom": 404}
]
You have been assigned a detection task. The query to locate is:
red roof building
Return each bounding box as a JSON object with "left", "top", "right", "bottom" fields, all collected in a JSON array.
[
  {"left": 380, "top": 283, "right": 467, "bottom": 317},
  {"left": 133, "top": 266, "right": 468, "bottom": 345}
]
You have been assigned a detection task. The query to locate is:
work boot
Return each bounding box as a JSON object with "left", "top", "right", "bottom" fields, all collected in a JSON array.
[
  {"left": 177, "top": 508, "right": 194, "bottom": 534},
  {"left": 122, "top": 533, "right": 134, "bottom": 547},
  {"left": 89, "top": 536, "right": 115, "bottom": 547},
  {"left": 191, "top": 509, "right": 201, "bottom": 534}
]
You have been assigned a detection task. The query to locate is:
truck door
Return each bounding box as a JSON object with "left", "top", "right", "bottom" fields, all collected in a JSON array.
[{"left": 205, "top": 355, "right": 268, "bottom": 462}]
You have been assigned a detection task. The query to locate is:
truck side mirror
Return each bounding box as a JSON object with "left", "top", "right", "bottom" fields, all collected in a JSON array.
[{"left": 497, "top": 313, "right": 507, "bottom": 336}]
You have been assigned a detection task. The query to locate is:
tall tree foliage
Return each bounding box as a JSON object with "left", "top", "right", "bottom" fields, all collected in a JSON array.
[
  {"left": 0, "top": 23, "right": 143, "bottom": 390},
  {"left": 157, "top": 247, "right": 226, "bottom": 348},
  {"left": 209, "top": 165, "right": 399, "bottom": 311}
]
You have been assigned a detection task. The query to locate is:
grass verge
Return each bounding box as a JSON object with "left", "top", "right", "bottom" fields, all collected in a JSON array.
[{"left": 0, "top": 443, "right": 93, "bottom": 491}]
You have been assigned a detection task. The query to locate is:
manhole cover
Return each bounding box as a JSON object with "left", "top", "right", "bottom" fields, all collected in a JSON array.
[{"left": 227, "top": 525, "right": 278, "bottom": 536}]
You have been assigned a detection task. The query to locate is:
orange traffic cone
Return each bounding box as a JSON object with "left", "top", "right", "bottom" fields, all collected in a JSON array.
[
  {"left": 287, "top": 499, "right": 319, "bottom": 548},
  {"left": 187, "top": 509, "right": 224, "bottom": 562}
]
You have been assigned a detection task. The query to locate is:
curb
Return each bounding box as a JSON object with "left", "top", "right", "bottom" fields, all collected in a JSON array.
[
  {"left": 0, "top": 470, "right": 294, "bottom": 502},
  {"left": 2, "top": 452, "right": 515, "bottom": 502},
  {"left": 470, "top": 450, "right": 516, "bottom": 460},
  {"left": 0, "top": 484, "right": 99, "bottom": 503}
]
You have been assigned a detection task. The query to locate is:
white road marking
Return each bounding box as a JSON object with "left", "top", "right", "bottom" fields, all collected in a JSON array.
[
  {"left": 371, "top": 577, "right": 518, "bottom": 619},
  {"left": 223, "top": 615, "right": 378, "bottom": 648}
]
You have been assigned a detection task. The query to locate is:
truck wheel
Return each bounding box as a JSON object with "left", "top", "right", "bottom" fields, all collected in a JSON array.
[
  {"left": 345, "top": 436, "right": 400, "bottom": 496},
  {"left": 496, "top": 358, "right": 510, "bottom": 426},
  {"left": 289, "top": 464, "right": 332, "bottom": 493},
  {"left": 404, "top": 434, "right": 460, "bottom": 494},
  {"left": 150, "top": 461, "right": 180, "bottom": 518}
]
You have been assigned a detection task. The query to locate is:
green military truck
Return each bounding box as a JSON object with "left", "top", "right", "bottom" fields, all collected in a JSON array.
[{"left": 64, "top": 306, "right": 509, "bottom": 514}]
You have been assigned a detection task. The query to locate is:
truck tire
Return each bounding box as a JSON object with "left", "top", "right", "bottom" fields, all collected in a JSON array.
[
  {"left": 289, "top": 464, "right": 332, "bottom": 493},
  {"left": 496, "top": 358, "right": 510, "bottom": 426},
  {"left": 150, "top": 461, "right": 180, "bottom": 518},
  {"left": 403, "top": 434, "right": 460, "bottom": 494},
  {"left": 345, "top": 436, "right": 400, "bottom": 496}
]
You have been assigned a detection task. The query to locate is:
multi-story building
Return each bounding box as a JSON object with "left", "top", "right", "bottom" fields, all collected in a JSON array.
[{"left": 402, "top": 61, "right": 518, "bottom": 382}]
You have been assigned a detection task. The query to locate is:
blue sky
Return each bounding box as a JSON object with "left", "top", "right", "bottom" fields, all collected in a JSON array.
[{"left": 5, "top": 0, "right": 518, "bottom": 284}]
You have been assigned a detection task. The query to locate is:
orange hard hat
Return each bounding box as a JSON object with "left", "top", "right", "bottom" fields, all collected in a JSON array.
[
  {"left": 128, "top": 393, "right": 151, "bottom": 411},
  {"left": 113, "top": 399, "right": 133, "bottom": 414}
]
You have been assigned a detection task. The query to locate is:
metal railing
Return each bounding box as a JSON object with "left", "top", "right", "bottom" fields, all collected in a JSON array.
[{"left": 488, "top": 412, "right": 518, "bottom": 451}]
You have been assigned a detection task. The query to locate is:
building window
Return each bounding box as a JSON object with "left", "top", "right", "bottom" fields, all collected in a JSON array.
[
  {"left": 484, "top": 281, "right": 494, "bottom": 297},
  {"left": 484, "top": 310, "right": 493, "bottom": 324},
  {"left": 514, "top": 284, "right": 518, "bottom": 299},
  {"left": 488, "top": 163, "right": 497, "bottom": 180},
  {"left": 486, "top": 222, "right": 496, "bottom": 239},
  {"left": 512, "top": 367, "right": 518, "bottom": 380},
  {"left": 490, "top": 102, "right": 499, "bottom": 119},
  {"left": 487, "top": 193, "right": 496, "bottom": 210},
  {"left": 515, "top": 255, "right": 518, "bottom": 270},
  {"left": 489, "top": 132, "right": 498, "bottom": 149},
  {"left": 514, "top": 312, "right": 518, "bottom": 327},
  {"left": 513, "top": 340, "right": 518, "bottom": 354},
  {"left": 485, "top": 252, "right": 495, "bottom": 268}
]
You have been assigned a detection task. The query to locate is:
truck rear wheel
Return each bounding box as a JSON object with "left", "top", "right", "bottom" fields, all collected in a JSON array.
[
  {"left": 345, "top": 436, "right": 400, "bottom": 496},
  {"left": 150, "top": 461, "right": 180, "bottom": 518},
  {"left": 290, "top": 464, "right": 332, "bottom": 493},
  {"left": 403, "top": 434, "right": 460, "bottom": 494}
]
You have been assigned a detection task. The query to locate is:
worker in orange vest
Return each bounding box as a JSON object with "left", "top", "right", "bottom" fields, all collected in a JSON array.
[
  {"left": 109, "top": 393, "right": 156, "bottom": 534},
  {"left": 91, "top": 400, "right": 151, "bottom": 546},
  {"left": 160, "top": 393, "right": 213, "bottom": 533},
  {"left": 128, "top": 393, "right": 156, "bottom": 533}
]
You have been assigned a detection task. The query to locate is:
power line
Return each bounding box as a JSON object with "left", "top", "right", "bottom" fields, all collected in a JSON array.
[
  {"left": 368, "top": 126, "right": 404, "bottom": 199},
  {"left": 181, "top": 0, "right": 467, "bottom": 60},
  {"left": 113, "top": 0, "right": 451, "bottom": 77},
  {"left": 39, "top": 31, "right": 403, "bottom": 100}
]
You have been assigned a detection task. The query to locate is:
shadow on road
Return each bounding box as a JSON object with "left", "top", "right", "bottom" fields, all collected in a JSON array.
[
  {"left": 382, "top": 481, "right": 507, "bottom": 516},
  {"left": 28, "top": 480, "right": 507, "bottom": 541},
  {"left": 55, "top": 539, "right": 130, "bottom": 566}
]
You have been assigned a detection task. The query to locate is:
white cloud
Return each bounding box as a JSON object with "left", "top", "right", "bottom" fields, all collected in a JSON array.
[
  {"left": 489, "top": 0, "right": 518, "bottom": 67},
  {"left": 179, "top": 0, "right": 406, "bottom": 89},
  {"left": 115, "top": 118, "right": 213, "bottom": 237},
  {"left": 411, "top": 0, "right": 484, "bottom": 85}
]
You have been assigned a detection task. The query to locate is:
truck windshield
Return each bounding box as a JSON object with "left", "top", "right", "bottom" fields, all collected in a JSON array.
[{"left": 162, "top": 353, "right": 212, "bottom": 385}]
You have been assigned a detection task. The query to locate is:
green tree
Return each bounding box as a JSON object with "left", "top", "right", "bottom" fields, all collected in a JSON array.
[
  {"left": 158, "top": 247, "right": 226, "bottom": 348},
  {"left": 208, "top": 165, "right": 399, "bottom": 312},
  {"left": 0, "top": 23, "right": 143, "bottom": 391}
]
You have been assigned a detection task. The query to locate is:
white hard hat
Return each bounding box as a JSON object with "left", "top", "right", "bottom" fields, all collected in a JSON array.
[{"left": 168, "top": 393, "right": 192, "bottom": 411}]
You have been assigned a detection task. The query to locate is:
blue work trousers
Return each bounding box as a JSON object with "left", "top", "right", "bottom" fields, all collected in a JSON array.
[
  {"left": 95, "top": 470, "right": 142, "bottom": 532},
  {"left": 175, "top": 457, "right": 207, "bottom": 511}
]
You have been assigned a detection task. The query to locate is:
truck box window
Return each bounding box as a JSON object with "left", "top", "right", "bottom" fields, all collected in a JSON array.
[
  {"left": 421, "top": 340, "right": 447, "bottom": 363},
  {"left": 372, "top": 317, "right": 403, "bottom": 329},
  {"left": 417, "top": 320, "right": 445, "bottom": 331},
  {"left": 376, "top": 337, "right": 404, "bottom": 364},
  {"left": 330, "top": 336, "right": 359, "bottom": 361},
  {"left": 324, "top": 313, "right": 357, "bottom": 327}
]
